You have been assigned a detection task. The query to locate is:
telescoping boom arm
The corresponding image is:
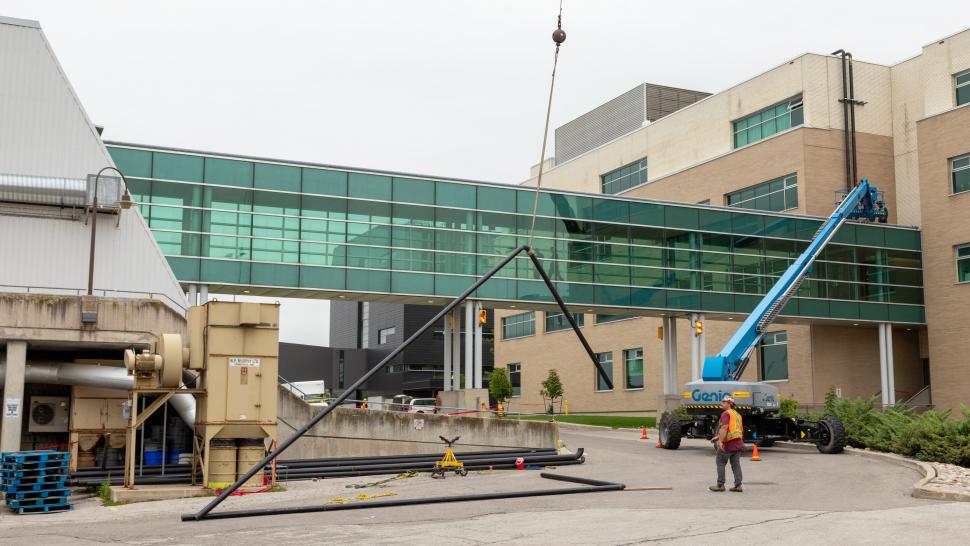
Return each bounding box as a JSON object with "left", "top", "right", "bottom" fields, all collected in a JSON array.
[{"left": 702, "top": 179, "right": 884, "bottom": 382}]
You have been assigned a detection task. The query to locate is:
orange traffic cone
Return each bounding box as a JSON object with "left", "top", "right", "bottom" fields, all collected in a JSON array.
[
  {"left": 641, "top": 426, "right": 648, "bottom": 440},
  {"left": 751, "top": 443, "right": 761, "bottom": 461},
  {"left": 656, "top": 436, "right": 663, "bottom": 449}
]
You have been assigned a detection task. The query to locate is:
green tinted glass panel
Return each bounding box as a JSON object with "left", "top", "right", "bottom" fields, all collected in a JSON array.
[
  {"left": 204, "top": 157, "right": 253, "bottom": 187},
  {"left": 953, "top": 157, "right": 970, "bottom": 194},
  {"left": 348, "top": 173, "right": 391, "bottom": 200},
  {"left": 624, "top": 348, "right": 643, "bottom": 389},
  {"left": 109, "top": 148, "right": 152, "bottom": 178},
  {"left": 436, "top": 182, "right": 475, "bottom": 208},
  {"left": 154, "top": 152, "right": 204, "bottom": 182},
  {"left": 254, "top": 163, "right": 300, "bottom": 192},
  {"left": 302, "top": 168, "right": 347, "bottom": 196},
  {"left": 393, "top": 177, "right": 434, "bottom": 205},
  {"left": 595, "top": 352, "right": 613, "bottom": 391}
]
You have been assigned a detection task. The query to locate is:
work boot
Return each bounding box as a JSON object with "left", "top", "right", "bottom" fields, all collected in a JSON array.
[
  {"left": 709, "top": 484, "right": 725, "bottom": 492},
  {"left": 730, "top": 484, "right": 743, "bottom": 492}
]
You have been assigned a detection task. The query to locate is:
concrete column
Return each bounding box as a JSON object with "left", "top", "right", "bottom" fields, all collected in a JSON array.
[
  {"left": 689, "top": 313, "right": 700, "bottom": 384},
  {"left": 669, "top": 317, "right": 678, "bottom": 393},
  {"left": 443, "top": 313, "right": 452, "bottom": 391},
  {"left": 698, "top": 314, "right": 706, "bottom": 381},
  {"left": 879, "top": 323, "right": 896, "bottom": 406},
  {"left": 1, "top": 341, "right": 27, "bottom": 453},
  {"left": 661, "top": 318, "right": 669, "bottom": 394},
  {"left": 474, "top": 301, "right": 483, "bottom": 389},
  {"left": 199, "top": 284, "right": 209, "bottom": 303},
  {"left": 187, "top": 284, "right": 198, "bottom": 307},
  {"left": 464, "top": 300, "right": 474, "bottom": 389},
  {"left": 451, "top": 310, "right": 462, "bottom": 391}
]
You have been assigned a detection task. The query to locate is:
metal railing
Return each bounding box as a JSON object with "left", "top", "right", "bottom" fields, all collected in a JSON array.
[{"left": 0, "top": 283, "right": 188, "bottom": 312}]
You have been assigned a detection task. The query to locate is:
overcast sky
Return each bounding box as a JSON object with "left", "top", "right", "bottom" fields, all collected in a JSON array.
[{"left": 5, "top": 1, "right": 966, "bottom": 344}]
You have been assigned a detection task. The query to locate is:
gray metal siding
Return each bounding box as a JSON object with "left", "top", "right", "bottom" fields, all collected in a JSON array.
[{"left": 328, "top": 300, "right": 360, "bottom": 348}]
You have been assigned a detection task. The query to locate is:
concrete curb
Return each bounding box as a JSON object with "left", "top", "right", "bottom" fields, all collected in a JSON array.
[{"left": 777, "top": 442, "right": 970, "bottom": 502}]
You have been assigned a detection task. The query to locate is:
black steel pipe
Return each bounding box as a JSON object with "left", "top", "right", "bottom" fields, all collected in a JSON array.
[
  {"left": 832, "top": 49, "right": 852, "bottom": 191},
  {"left": 269, "top": 449, "right": 570, "bottom": 470},
  {"left": 273, "top": 458, "right": 584, "bottom": 481},
  {"left": 182, "top": 472, "right": 624, "bottom": 521},
  {"left": 847, "top": 53, "right": 859, "bottom": 188},
  {"left": 524, "top": 248, "right": 613, "bottom": 390},
  {"left": 191, "top": 245, "right": 532, "bottom": 519},
  {"left": 192, "top": 244, "right": 604, "bottom": 520},
  {"left": 272, "top": 454, "right": 584, "bottom": 477}
]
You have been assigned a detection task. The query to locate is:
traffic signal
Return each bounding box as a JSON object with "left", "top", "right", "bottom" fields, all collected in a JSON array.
[
  {"left": 657, "top": 326, "right": 664, "bottom": 340},
  {"left": 695, "top": 320, "right": 704, "bottom": 335},
  {"left": 479, "top": 308, "right": 487, "bottom": 325}
]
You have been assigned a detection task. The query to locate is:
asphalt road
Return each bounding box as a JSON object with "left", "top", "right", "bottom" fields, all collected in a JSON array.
[{"left": 1, "top": 425, "right": 967, "bottom": 545}]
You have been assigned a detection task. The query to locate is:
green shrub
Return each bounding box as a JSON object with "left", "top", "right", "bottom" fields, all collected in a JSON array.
[
  {"left": 820, "top": 385, "right": 970, "bottom": 467},
  {"left": 779, "top": 398, "right": 799, "bottom": 418}
]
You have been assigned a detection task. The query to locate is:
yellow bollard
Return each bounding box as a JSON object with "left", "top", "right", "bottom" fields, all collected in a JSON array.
[{"left": 564, "top": 400, "right": 569, "bottom": 416}]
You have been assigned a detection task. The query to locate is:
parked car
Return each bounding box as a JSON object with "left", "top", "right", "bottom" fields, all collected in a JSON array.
[
  {"left": 408, "top": 398, "right": 437, "bottom": 414},
  {"left": 389, "top": 394, "right": 413, "bottom": 412}
]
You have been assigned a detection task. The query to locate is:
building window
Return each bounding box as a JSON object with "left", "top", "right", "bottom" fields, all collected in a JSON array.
[
  {"left": 360, "top": 302, "right": 370, "bottom": 349},
  {"left": 733, "top": 96, "right": 803, "bottom": 148},
  {"left": 759, "top": 331, "right": 788, "bottom": 381},
  {"left": 953, "top": 154, "right": 970, "bottom": 194},
  {"left": 378, "top": 327, "right": 396, "bottom": 344},
  {"left": 595, "top": 314, "right": 629, "bottom": 324},
  {"left": 726, "top": 174, "right": 798, "bottom": 212},
  {"left": 502, "top": 312, "right": 535, "bottom": 340},
  {"left": 957, "top": 245, "right": 970, "bottom": 283},
  {"left": 601, "top": 158, "right": 648, "bottom": 194},
  {"left": 624, "top": 348, "right": 643, "bottom": 389},
  {"left": 595, "top": 352, "right": 614, "bottom": 391},
  {"left": 957, "top": 70, "right": 970, "bottom": 107},
  {"left": 508, "top": 363, "right": 521, "bottom": 397},
  {"left": 545, "top": 312, "right": 584, "bottom": 332}
]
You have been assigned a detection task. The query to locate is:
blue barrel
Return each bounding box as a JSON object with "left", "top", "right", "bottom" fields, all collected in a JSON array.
[
  {"left": 144, "top": 450, "right": 163, "bottom": 465},
  {"left": 167, "top": 450, "right": 184, "bottom": 465}
]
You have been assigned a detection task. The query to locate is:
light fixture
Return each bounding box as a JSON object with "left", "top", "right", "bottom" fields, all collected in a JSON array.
[
  {"left": 242, "top": 290, "right": 250, "bottom": 294},
  {"left": 510, "top": 305, "right": 516, "bottom": 309},
  {"left": 852, "top": 323, "right": 859, "bottom": 326},
  {"left": 119, "top": 188, "right": 134, "bottom": 210}
]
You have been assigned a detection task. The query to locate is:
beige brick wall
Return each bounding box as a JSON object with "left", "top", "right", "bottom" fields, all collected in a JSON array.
[{"left": 916, "top": 105, "right": 970, "bottom": 411}]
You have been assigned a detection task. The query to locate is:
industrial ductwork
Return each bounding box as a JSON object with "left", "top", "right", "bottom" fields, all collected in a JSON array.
[
  {"left": 0, "top": 173, "right": 122, "bottom": 208},
  {"left": 0, "top": 360, "right": 196, "bottom": 428}
]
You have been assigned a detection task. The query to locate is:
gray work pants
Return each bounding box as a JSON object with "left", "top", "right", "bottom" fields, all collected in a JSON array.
[{"left": 716, "top": 448, "right": 742, "bottom": 486}]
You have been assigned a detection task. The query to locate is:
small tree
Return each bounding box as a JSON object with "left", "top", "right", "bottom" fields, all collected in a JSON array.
[
  {"left": 542, "top": 369, "right": 565, "bottom": 414},
  {"left": 488, "top": 368, "right": 513, "bottom": 414}
]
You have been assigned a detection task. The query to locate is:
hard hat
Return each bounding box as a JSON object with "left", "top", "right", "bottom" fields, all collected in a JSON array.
[{"left": 722, "top": 396, "right": 734, "bottom": 403}]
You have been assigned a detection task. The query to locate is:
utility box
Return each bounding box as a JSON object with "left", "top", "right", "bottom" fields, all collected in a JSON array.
[{"left": 188, "top": 301, "right": 279, "bottom": 488}]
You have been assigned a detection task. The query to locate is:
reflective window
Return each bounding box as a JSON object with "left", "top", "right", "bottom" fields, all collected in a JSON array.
[
  {"left": 508, "top": 363, "right": 521, "bottom": 397},
  {"left": 624, "top": 348, "right": 643, "bottom": 389},
  {"left": 957, "top": 70, "right": 970, "bottom": 107},
  {"left": 378, "top": 327, "right": 396, "bottom": 345},
  {"left": 595, "top": 352, "right": 613, "bottom": 391},
  {"left": 759, "top": 331, "right": 788, "bottom": 381},
  {"left": 726, "top": 174, "right": 798, "bottom": 212},
  {"left": 953, "top": 155, "right": 970, "bottom": 194},
  {"left": 545, "top": 312, "right": 584, "bottom": 332},
  {"left": 502, "top": 312, "right": 535, "bottom": 340},
  {"left": 733, "top": 97, "right": 803, "bottom": 148},
  {"left": 602, "top": 158, "right": 647, "bottom": 195},
  {"left": 958, "top": 245, "right": 970, "bottom": 283}
]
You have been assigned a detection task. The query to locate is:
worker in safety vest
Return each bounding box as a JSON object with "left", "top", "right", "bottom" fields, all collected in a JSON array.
[{"left": 710, "top": 396, "right": 744, "bottom": 492}]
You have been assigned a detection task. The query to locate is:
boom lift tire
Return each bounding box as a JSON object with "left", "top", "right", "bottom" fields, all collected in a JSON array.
[
  {"left": 659, "top": 414, "right": 682, "bottom": 450},
  {"left": 815, "top": 415, "right": 846, "bottom": 454}
]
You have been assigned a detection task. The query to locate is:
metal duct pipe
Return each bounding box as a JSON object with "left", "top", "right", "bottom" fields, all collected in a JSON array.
[
  {"left": 0, "top": 360, "right": 196, "bottom": 428},
  {"left": 0, "top": 173, "right": 88, "bottom": 207}
]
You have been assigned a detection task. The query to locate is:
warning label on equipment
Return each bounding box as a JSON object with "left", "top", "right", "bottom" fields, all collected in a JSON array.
[
  {"left": 4, "top": 398, "right": 20, "bottom": 418},
  {"left": 229, "top": 357, "right": 261, "bottom": 367}
]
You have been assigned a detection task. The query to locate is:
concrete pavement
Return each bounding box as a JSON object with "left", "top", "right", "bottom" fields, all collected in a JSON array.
[{"left": 0, "top": 425, "right": 966, "bottom": 545}]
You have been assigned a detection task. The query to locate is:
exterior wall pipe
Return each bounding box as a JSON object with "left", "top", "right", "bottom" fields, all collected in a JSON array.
[
  {"left": 451, "top": 310, "right": 461, "bottom": 390},
  {"left": 465, "top": 299, "right": 474, "bottom": 389},
  {"left": 443, "top": 313, "right": 452, "bottom": 391},
  {"left": 474, "top": 300, "right": 483, "bottom": 389},
  {"left": 0, "top": 361, "right": 196, "bottom": 428}
]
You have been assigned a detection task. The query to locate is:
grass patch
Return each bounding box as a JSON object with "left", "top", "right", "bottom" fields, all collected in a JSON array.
[
  {"left": 95, "top": 480, "right": 128, "bottom": 507},
  {"left": 521, "top": 415, "right": 655, "bottom": 429}
]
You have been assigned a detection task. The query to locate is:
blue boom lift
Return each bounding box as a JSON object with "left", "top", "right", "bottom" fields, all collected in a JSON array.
[{"left": 658, "top": 180, "right": 888, "bottom": 453}]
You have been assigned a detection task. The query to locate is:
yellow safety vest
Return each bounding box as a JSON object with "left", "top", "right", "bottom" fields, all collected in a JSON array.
[{"left": 724, "top": 409, "right": 743, "bottom": 442}]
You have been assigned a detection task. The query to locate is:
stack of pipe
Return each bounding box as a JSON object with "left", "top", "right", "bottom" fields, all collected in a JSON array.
[{"left": 71, "top": 448, "right": 583, "bottom": 486}]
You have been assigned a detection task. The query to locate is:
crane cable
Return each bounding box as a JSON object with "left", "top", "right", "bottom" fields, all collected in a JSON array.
[{"left": 527, "top": 1, "right": 566, "bottom": 248}]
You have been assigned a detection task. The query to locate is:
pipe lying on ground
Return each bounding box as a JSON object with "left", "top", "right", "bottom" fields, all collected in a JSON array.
[
  {"left": 272, "top": 458, "right": 585, "bottom": 481},
  {"left": 181, "top": 472, "right": 625, "bottom": 521},
  {"left": 271, "top": 449, "right": 573, "bottom": 471},
  {"left": 272, "top": 448, "right": 557, "bottom": 467}
]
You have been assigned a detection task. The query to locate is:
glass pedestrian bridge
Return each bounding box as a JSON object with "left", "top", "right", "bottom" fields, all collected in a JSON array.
[{"left": 106, "top": 143, "right": 925, "bottom": 325}]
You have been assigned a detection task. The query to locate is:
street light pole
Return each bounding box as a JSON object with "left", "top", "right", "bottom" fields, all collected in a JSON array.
[{"left": 87, "top": 166, "right": 133, "bottom": 296}]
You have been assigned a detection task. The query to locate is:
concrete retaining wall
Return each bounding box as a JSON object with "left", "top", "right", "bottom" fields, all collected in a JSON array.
[{"left": 276, "top": 386, "right": 557, "bottom": 459}]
